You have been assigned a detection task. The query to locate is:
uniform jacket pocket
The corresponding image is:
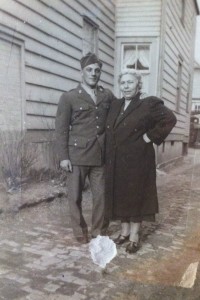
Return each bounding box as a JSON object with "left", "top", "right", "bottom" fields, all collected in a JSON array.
[
  {"left": 102, "top": 102, "right": 110, "bottom": 109},
  {"left": 73, "top": 104, "right": 90, "bottom": 111},
  {"left": 68, "top": 136, "right": 88, "bottom": 148},
  {"left": 71, "top": 104, "right": 90, "bottom": 122}
]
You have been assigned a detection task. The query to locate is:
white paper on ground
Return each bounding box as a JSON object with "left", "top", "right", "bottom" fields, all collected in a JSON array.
[
  {"left": 179, "top": 261, "right": 199, "bottom": 288},
  {"left": 89, "top": 235, "right": 117, "bottom": 268}
]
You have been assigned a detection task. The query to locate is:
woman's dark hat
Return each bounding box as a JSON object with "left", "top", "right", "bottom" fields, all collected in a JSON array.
[{"left": 80, "top": 52, "right": 102, "bottom": 69}]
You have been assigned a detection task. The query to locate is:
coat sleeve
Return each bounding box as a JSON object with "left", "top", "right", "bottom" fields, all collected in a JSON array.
[
  {"left": 55, "top": 92, "right": 72, "bottom": 161},
  {"left": 146, "top": 97, "right": 177, "bottom": 146}
]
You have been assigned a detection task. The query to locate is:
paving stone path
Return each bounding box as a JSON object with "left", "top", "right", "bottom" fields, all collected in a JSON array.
[{"left": 0, "top": 149, "right": 200, "bottom": 300}]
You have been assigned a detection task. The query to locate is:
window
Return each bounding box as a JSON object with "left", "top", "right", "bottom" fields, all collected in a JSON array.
[
  {"left": 82, "top": 16, "right": 98, "bottom": 55},
  {"left": 122, "top": 44, "right": 150, "bottom": 93},
  {"left": 176, "top": 57, "right": 183, "bottom": 112},
  {"left": 123, "top": 44, "right": 150, "bottom": 71},
  {"left": 116, "top": 37, "right": 159, "bottom": 96},
  {"left": 195, "top": 105, "right": 200, "bottom": 112}
]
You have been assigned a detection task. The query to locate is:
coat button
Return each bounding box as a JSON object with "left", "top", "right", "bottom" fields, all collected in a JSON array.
[
  {"left": 80, "top": 107, "right": 83, "bottom": 110},
  {"left": 96, "top": 125, "right": 99, "bottom": 129},
  {"left": 107, "top": 125, "right": 110, "bottom": 129},
  {"left": 74, "top": 143, "right": 77, "bottom": 146}
]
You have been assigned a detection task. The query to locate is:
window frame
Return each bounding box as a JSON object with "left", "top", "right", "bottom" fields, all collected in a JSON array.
[
  {"left": 180, "top": 0, "right": 186, "bottom": 26},
  {"left": 82, "top": 16, "right": 99, "bottom": 55},
  {"left": 122, "top": 43, "right": 151, "bottom": 74},
  {"left": 176, "top": 56, "right": 184, "bottom": 113},
  {"left": 0, "top": 30, "right": 26, "bottom": 130},
  {"left": 115, "top": 37, "right": 159, "bottom": 97}
]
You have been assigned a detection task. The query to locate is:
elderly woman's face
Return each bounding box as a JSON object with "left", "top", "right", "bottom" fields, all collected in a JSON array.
[{"left": 120, "top": 74, "right": 139, "bottom": 100}]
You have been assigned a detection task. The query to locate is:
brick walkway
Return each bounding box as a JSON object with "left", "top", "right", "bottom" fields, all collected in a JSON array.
[{"left": 0, "top": 148, "right": 200, "bottom": 300}]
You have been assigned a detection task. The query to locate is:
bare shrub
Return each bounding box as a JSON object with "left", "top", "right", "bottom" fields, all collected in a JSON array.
[{"left": 0, "top": 131, "right": 38, "bottom": 191}]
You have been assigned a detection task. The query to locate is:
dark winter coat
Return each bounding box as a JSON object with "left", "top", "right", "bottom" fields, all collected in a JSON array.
[{"left": 105, "top": 93, "right": 177, "bottom": 220}]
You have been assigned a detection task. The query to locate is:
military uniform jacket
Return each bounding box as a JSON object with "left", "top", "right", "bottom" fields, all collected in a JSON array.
[{"left": 55, "top": 84, "right": 115, "bottom": 166}]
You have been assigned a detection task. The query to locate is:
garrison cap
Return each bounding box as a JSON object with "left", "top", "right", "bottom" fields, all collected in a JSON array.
[{"left": 80, "top": 52, "right": 102, "bottom": 69}]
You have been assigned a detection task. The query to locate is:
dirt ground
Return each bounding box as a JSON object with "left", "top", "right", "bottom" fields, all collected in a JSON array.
[{"left": 0, "top": 148, "right": 200, "bottom": 299}]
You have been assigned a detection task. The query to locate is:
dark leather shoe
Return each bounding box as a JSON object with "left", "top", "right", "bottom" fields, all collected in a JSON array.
[
  {"left": 76, "top": 235, "right": 89, "bottom": 244},
  {"left": 114, "top": 235, "right": 129, "bottom": 245},
  {"left": 126, "top": 242, "right": 139, "bottom": 253}
]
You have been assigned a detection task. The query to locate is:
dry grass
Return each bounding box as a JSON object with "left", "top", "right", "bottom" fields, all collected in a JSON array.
[{"left": 0, "top": 130, "right": 38, "bottom": 191}]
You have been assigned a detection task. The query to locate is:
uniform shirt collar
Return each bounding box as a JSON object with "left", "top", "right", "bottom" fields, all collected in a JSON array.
[{"left": 81, "top": 83, "right": 97, "bottom": 96}]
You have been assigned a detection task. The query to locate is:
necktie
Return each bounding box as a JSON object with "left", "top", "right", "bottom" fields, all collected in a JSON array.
[{"left": 91, "top": 89, "right": 97, "bottom": 104}]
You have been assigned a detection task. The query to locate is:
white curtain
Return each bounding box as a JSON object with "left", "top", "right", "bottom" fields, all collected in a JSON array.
[
  {"left": 138, "top": 47, "right": 150, "bottom": 69},
  {"left": 123, "top": 48, "right": 137, "bottom": 69}
]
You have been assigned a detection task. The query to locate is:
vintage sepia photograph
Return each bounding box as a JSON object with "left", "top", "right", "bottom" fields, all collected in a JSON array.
[{"left": 0, "top": 0, "right": 200, "bottom": 299}]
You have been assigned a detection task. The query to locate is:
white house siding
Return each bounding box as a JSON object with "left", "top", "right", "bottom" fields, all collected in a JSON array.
[
  {"left": 115, "top": 0, "right": 161, "bottom": 37},
  {"left": 0, "top": 0, "right": 115, "bottom": 137},
  {"left": 157, "top": 0, "right": 198, "bottom": 163},
  {"left": 160, "top": 0, "right": 197, "bottom": 142}
]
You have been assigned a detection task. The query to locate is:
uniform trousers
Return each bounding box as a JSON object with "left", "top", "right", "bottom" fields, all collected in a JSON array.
[{"left": 68, "top": 165, "right": 105, "bottom": 238}]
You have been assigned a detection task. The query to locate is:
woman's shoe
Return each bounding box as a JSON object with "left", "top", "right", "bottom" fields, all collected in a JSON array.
[
  {"left": 114, "top": 235, "right": 129, "bottom": 245},
  {"left": 125, "top": 241, "right": 140, "bottom": 253}
]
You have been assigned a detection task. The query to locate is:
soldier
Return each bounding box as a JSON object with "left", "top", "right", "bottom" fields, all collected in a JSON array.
[{"left": 55, "top": 52, "right": 115, "bottom": 244}]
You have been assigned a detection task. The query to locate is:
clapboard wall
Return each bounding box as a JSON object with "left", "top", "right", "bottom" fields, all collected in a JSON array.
[
  {"left": 0, "top": 0, "right": 115, "bottom": 136},
  {"left": 115, "top": 0, "right": 162, "bottom": 37},
  {"left": 160, "top": 0, "right": 197, "bottom": 143}
]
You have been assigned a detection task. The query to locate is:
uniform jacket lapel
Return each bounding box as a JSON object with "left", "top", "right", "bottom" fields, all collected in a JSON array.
[
  {"left": 76, "top": 84, "right": 96, "bottom": 106},
  {"left": 77, "top": 84, "right": 106, "bottom": 106},
  {"left": 96, "top": 86, "right": 106, "bottom": 105}
]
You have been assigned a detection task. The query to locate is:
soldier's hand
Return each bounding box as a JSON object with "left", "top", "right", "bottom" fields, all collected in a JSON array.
[{"left": 60, "top": 160, "right": 72, "bottom": 172}]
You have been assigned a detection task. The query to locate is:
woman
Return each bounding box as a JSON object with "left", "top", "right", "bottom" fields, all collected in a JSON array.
[{"left": 105, "top": 70, "right": 177, "bottom": 254}]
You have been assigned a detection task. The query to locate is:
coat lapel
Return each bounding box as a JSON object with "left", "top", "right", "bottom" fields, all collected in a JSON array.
[
  {"left": 108, "top": 99, "right": 124, "bottom": 129},
  {"left": 114, "top": 93, "right": 142, "bottom": 128}
]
